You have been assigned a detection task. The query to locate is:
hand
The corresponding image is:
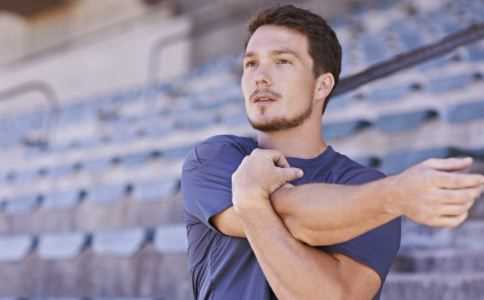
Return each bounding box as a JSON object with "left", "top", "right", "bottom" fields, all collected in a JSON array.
[
  {"left": 231, "top": 149, "right": 304, "bottom": 214},
  {"left": 389, "top": 157, "right": 484, "bottom": 228}
]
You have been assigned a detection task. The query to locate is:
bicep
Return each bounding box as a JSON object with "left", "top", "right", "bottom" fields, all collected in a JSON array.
[
  {"left": 212, "top": 206, "right": 246, "bottom": 238},
  {"left": 334, "top": 253, "right": 381, "bottom": 299}
]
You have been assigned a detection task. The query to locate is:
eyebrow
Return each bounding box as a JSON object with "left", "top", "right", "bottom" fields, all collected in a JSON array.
[{"left": 244, "top": 49, "right": 302, "bottom": 60}]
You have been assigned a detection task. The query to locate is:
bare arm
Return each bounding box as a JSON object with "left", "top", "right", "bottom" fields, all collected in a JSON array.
[
  {"left": 237, "top": 197, "right": 380, "bottom": 300},
  {"left": 215, "top": 157, "right": 484, "bottom": 246},
  {"left": 231, "top": 150, "right": 380, "bottom": 299},
  {"left": 214, "top": 177, "right": 399, "bottom": 245}
]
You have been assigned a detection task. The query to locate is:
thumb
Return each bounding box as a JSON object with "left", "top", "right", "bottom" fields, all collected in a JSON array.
[
  {"left": 423, "top": 157, "right": 473, "bottom": 172},
  {"left": 277, "top": 167, "right": 304, "bottom": 183}
]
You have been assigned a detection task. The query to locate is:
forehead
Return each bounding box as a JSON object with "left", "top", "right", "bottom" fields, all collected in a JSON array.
[{"left": 245, "top": 25, "right": 310, "bottom": 58}]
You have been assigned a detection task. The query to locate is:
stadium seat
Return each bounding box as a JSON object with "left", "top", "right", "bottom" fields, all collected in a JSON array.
[
  {"left": 161, "top": 144, "right": 194, "bottom": 160},
  {"left": 427, "top": 72, "right": 474, "bottom": 93},
  {"left": 92, "top": 228, "right": 148, "bottom": 257},
  {"left": 375, "top": 109, "right": 438, "bottom": 133},
  {"left": 76, "top": 157, "right": 112, "bottom": 175},
  {"left": 366, "top": 83, "right": 412, "bottom": 103},
  {"left": 42, "top": 189, "right": 82, "bottom": 209},
  {"left": 86, "top": 183, "right": 128, "bottom": 204},
  {"left": 154, "top": 224, "right": 187, "bottom": 254},
  {"left": 354, "top": 156, "right": 381, "bottom": 168},
  {"left": 380, "top": 147, "right": 455, "bottom": 174},
  {"left": 3, "top": 194, "right": 43, "bottom": 215},
  {"left": 0, "top": 234, "right": 34, "bottom": 262},
  {"left": 38, "top": 232, "right": 89, "bottom": 260},
  {"left": 132, "top": 178, "right": 179, "bottom": 201},
  {"left": 467, "top": 44, "right": 484, "bottom": 62},
  {"left": 323, "top": 119, "right": 372, "bottom": 140},
  {"left": 447, "top": 100, "right": 484, "bottom": 123}
]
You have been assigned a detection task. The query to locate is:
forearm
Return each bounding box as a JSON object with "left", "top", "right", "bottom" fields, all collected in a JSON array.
[
  {"left": 237, "top": 202, "right": 347, "bottom": 300},
  {"left": 271, "top": 176, "right": 402, "bottom": 245}
]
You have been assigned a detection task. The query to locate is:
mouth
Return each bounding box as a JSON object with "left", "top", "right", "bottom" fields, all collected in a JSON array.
[{"left": 252, "top": 94, "right": 278, "bottom": 104}]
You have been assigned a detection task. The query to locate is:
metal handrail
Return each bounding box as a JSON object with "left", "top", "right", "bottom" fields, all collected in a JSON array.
[
  {"left": 334, "top": 22, "right": 484, "bottom": 96},
  {"left": 0, "top": 81, "right": 60, "bottom": 147}
]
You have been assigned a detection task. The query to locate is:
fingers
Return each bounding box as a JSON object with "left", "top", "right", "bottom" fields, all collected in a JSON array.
[
  {"left": 436, "top": 186, "right": 484, "bottom": 205},
  {"left": 437, "top": 203, "right": 475, "bottom": 216},
  {"left": 435, "top": 171, "right": 484, "bottom": 189},
  {"left": 277, "top": 167, "right": 304, "bottom": 183},
  {"left": 253, "top": 148, "right": 290, "bottom": 168},
  {"left": 430, "top": 212, "right": 468, "bottom": 228},
  {"left": 423, "top": 157, "right": 473, "bottom": 171},
  {"left": 282, "top": 183, "right": 295, "bottom": 189}
]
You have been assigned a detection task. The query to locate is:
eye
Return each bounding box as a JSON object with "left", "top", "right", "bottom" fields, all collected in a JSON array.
[
  {"left": 244, "top": 60, "right": 257, "bottom": 68},
  {"left": 276, "top": 59, "right": 291, "bottom": 65}
]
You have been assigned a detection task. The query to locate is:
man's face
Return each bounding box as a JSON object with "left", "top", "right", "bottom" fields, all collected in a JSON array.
[{"left": 241, "top": 25, "right": 318, "bottom": 132}]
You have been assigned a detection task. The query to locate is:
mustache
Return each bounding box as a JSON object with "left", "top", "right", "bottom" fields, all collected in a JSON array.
[{"left": 250, "top": 89, "right": 281, "bottom": 101}]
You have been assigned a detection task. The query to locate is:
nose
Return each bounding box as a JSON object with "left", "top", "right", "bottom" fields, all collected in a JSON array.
[{"left": 254, "top": 66, "right": 272, "bottom": 87}]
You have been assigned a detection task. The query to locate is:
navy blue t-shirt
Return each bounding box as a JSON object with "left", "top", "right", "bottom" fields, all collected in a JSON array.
[{"left": 181, "top": 134, "right": 401, "bottom": 300}]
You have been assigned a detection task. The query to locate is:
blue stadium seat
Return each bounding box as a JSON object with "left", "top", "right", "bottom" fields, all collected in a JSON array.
[
  {"left": 375, "top": 109, "right": 438, "bottom": 133},
  {"left": 4, "top": 168, "right": 38, "bottom": 185},
  {"left": 323, "top": 119, "right": 372, "bottom": 140},
  {"left": 388, "top": 21, "right": 423, "bottom": 50},
  {"left": 427, "top": 73, "right": 474, "bottom": 93},
  {"left": 366, "top": 83, "right": 412, "bottom": 103},
  {"left": 452, "top": 147, "right": 484, "bottom": 161},
  {"left": 162, "top": 144, "right": 194, "bottom": 160},
  {"left": 118, "top": 151, "right": 151, "bottom": 168},
  {"left": 154, "top": 225, "right": 187, "bottom": 254},
  {"left": 38, "top": 232, "right": 89, "bottom": 260},
  {"left": 380, "top": 147, "right": 454, "bottom": 174},
  {"left": 0, "top": 234, "right": 34, "bottom": 262},
  {"left": 467, "top": 44, "right": 484, "bottom": 62},
  {"left": 92, "top": 228, "right": 148, "bottom": 256},
  {"left": 77, "top": 157, "right": 112, "bottom": 174},
  {"left": 354, "top": 156, "right": 381, "bottom": 168},
  {"left": 360, "top": 33, "right": 391, "bottom": 64},
  {"left": 173, "top": 110, "right": 219, "bottom": 130},
  {"left": 326, "top": 93, "right": 358, "bottom": 112},
  {"left": 3, "top": 194, "right": 43, "bottom": 215},
  {"left": 220, "top": 110, "right": 248, "bottom": 127},
  {"left": 46, "top": 164, "right": 75, "bottom": 179},
  {"left": 42, "top": 189, "right": 82, "bottom": 209},
  {"left": 132, "top": 178, "right": 179, "bottom": 201},
  {"left": 447, "top": 100, "right": 484, "bottom": 123},
  {"left": 86, "top": 183, "right": 127, "bottom": 204}
]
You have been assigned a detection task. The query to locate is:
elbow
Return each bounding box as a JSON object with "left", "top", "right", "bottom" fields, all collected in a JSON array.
[
  {"left": 286, "top": 222, "right": 345, "bottom": 246},
  {"left": 284, "top": 217, "right": 318, "bottom": 246}
]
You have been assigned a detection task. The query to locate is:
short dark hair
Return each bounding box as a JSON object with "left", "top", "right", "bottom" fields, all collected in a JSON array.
[{"left": 245, "top": 5, "right": 342, "bottom": 115}]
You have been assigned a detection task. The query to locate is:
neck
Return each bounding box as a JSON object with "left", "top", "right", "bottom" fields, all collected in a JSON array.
[{"left": 256, "top": 119, "right": 327, "bottom": 159}]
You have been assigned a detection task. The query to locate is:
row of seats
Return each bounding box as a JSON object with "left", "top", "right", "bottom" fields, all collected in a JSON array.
[
  {"left": 0, "top": 177, "right": 180, "bottom": 218},
  {"left": 0, "top": 225, "right": 186, "bottom": 262},
  {"left": 0, "top": 144, "right": 191, "bottom": 185}
]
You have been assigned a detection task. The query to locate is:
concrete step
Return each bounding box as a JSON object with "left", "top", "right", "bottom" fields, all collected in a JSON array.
[
  {"left": 382, "top": 273, "right": 484, "bottom": 300},
  {"left": 0, "top": 193, "right": 184, "bottom": 235},
  {"left": 401, "top": 220, "right": 484, "bottom": 250},
  {"left": 393, "top": 248, "right": 484, "bottom": 273},
  {"left": 0, "top": 225, "right": 191, "bottom": 299}
]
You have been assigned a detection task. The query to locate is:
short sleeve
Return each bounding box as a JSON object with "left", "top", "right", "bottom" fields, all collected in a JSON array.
[
  {"left": 322, "top": 168, "right": 402, "bottom": 284},
  {"left": 181, "top": 136, "right": 246, "bottom": 233}
]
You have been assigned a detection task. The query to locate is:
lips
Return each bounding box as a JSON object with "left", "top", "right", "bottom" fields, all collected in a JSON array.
[
  {"left": 251, "top": 92, "right": 279, "bottom": 103},
  {"left": 255, "top": 97, "right": 276, "bottom": 103}
]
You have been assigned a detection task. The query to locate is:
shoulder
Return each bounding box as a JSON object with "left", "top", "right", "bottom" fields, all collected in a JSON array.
[
  {"left": 183, "top": 134, "right": 255, "bottom": 170},
  {"left": 330, "top": 150, "right": 386, "bottom": 185}
]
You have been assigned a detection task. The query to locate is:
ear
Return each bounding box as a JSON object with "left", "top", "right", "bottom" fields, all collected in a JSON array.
[{"left": 314, "top": 72, "right": 335, "bottom": 103}]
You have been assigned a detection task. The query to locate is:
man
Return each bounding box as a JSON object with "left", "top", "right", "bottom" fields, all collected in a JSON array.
[{"left": 181, "top": 5, "right": 484, "bottom": 300}]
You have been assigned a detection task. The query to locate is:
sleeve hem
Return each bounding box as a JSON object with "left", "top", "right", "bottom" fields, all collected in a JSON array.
[{"left": 326, "top": 245, "right": 387, "bottom": 284}]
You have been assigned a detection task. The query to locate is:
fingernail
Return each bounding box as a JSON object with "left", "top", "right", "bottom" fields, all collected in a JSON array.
[{"left": 298, "top": 170, "right": 304, "bottom": 177}]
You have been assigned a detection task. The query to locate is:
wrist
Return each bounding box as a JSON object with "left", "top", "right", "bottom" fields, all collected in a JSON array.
[
  {"left": 378, "top": 175, "right": 405, "bottom": 217},
  {"left": 233, "top": 189, "right": 272, "bottom": 216}
]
